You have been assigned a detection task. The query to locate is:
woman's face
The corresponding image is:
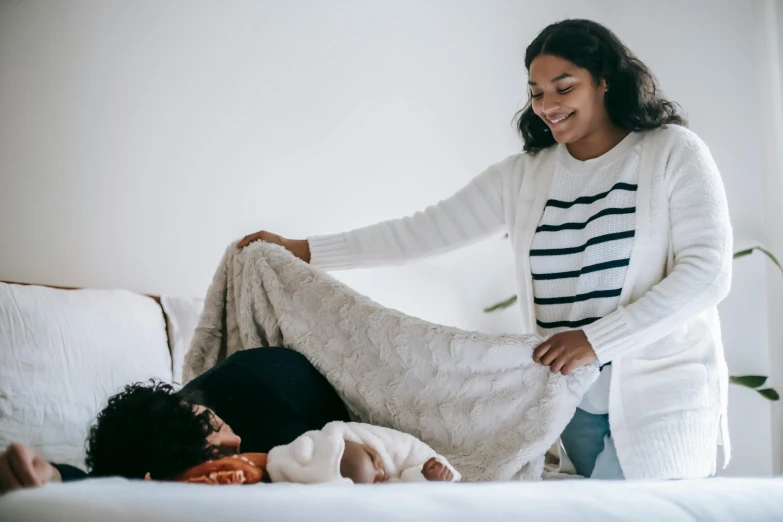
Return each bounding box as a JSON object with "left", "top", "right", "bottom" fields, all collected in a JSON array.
[{"left": 528, "top": 54, "right": 608, "bottom": 146}]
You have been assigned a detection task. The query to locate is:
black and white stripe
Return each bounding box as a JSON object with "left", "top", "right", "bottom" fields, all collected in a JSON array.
[
  {"left": 530, "top": 157, "right": 639, "bottom": 335},
  {"left": 532, "top": 134, "right": 643, "bottom": 414}
]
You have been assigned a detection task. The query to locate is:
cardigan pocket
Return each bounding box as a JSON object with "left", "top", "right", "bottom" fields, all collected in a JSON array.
[
  {"left": 622, "top": 352, "right": 713, "bottom": 419},
  {"left": 635, "top": 315, "right": 712, "bottom": 360}
]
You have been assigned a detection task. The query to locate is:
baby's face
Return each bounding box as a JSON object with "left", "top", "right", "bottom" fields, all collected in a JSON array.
[{"left": 339, "top": 441, "right": 386, "bottom": 484}]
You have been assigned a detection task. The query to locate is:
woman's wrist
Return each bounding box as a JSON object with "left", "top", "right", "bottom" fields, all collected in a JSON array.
[{"left": 288, "top": 239, "right": 311, "bottom": 263}]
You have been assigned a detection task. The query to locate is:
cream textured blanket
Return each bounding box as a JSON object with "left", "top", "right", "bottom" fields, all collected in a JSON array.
[{"left": 183, "top": 242, "right": 597, "bottom": 481}]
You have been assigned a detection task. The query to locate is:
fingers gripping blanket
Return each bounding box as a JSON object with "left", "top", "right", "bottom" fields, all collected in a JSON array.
[{"left": 183, "top": 242, "right": 598, "bottom": 481}]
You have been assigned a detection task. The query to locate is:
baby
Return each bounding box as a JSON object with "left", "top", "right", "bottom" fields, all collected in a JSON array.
[{"left": 266, "top": 421, "right": 460, "bottom": 484}]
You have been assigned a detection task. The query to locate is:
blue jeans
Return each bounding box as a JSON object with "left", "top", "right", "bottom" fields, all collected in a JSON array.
[{"left": 560, "top": 408, "right": 624, "bottom": 479}]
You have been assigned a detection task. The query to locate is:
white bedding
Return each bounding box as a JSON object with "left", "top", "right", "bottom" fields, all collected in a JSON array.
[
  {"left": 0, "top": 283, "right": 172, "bottom": 469},
  {"left": 1, "top": 477, "right": 781, "bottom": 522}
]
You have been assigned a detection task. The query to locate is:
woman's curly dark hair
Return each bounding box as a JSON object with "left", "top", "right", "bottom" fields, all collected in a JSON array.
[
  {"left": 85, "top": 381, "right": 218, "bottom": 480},
  {"left": 517, "top": 19, "right": 686, "bottom": 154}
]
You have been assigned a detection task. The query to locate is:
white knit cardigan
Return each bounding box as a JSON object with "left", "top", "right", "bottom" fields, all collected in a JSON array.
[{"left": 308, "top": 125, "right": 733, "bottom": 480}]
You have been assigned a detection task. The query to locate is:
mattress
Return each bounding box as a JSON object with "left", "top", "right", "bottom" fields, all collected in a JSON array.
[{"left": 1, "top": 476, "right": 782, "bottom": 522}]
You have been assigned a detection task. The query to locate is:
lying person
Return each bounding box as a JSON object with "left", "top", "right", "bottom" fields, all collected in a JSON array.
[
  {"left": 266, "top": 421, "right": 460, "bottom": 484},
  {"left": 0, "top": 347, "right": 352, "bottom": 491}
]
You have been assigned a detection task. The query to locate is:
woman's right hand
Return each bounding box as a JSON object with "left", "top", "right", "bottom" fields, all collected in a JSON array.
[{"left": 237, "top": 230, "right": 311, "bottom": 263}]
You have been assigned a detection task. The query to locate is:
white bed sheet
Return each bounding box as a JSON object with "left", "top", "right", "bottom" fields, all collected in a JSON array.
[{"left": 1, "top": 477, "right": 782, "bottom": 522}]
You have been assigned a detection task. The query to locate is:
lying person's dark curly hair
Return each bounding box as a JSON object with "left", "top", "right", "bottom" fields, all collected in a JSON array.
[{"left": 85, "top": 381, "right": 217, "bottom": 480}]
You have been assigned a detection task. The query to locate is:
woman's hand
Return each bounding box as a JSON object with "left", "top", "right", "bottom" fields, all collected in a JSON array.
[
  {"left": 237, "top": 230, "right": 311, "bottom": 263},
  {"left": 533, "top": 330, "right": 597, "bottom": 375}
]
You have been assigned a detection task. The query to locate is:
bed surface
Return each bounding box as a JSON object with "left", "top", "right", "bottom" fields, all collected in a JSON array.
[{"left": 1, "top": 476, "right": 782, "bottom": 522}]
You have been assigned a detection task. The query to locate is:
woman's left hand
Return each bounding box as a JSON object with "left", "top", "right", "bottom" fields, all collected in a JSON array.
[{"left": 533, "top": 330, "right": 597, "bottom": 375}]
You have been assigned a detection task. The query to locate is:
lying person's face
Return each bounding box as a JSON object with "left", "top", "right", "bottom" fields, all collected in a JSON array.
[
  {"left": 193, "top": 405, "right": 242, "bottom": 457},
  {"left": 339, "top": 441, "right": 386, "bottom": 484}
]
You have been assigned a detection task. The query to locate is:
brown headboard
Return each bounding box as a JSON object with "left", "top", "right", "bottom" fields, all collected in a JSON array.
[{"left": 1, "top": 280, "right": 161, "bottom": 303}]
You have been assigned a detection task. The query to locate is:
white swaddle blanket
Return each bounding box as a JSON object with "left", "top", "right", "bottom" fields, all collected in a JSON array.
[
  {"left": 266, "top": 421, "right": 461, "bottom": 484},
  {"left": 183, "top": 242, "right": 597, "bottom": 481}
]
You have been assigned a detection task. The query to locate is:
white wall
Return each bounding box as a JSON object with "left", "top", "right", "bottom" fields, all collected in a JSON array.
[
  {"left": 0, "top": 0, "right": 604, "bottom": 330},
  {"left": 0, "top": 0, "right": 779, "bottom": 476},
  {"left": 759, "top": 0, "right": 783, "bottom": 476}
]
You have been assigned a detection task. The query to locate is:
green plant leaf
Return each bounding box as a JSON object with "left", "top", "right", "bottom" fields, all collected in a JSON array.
[
  {"left": 756, "top": 388, "right": 780, "bottom": 401},
  {"left": 733, "top": 246, "right": 783, "bottom": 277},
  {"left": 483, "top": 295, "right": 518, "bottom": 313},
  {"left": 729, "top": 375, "right": 768, "bottom": 388}
]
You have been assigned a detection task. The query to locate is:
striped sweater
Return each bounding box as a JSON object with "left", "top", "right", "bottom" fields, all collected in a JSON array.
[{"left": 531, "top": 131, "right": 642, "bottom": 414}]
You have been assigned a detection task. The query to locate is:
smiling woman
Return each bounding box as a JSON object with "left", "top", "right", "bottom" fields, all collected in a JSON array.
[{"left": 238, "top": 18, "right": 733, "bottom": 481}]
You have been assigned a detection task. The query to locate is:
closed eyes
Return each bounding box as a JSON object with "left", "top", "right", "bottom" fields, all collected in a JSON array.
[{"left": 531, "top": 86, "right": 573, "bottom": 99}]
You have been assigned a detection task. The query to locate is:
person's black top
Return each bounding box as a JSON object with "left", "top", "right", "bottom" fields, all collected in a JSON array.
[{"left": 54, "top": 347, "right": 350, "bottom": 481}]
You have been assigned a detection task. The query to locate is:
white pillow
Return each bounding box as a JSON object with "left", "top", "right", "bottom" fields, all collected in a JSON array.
[
  {"left": 0, "top": 283, "right": 172, "bottom": 469},
  {"left": 161, "top": 295, "right": 204, "bottom": 386}
]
